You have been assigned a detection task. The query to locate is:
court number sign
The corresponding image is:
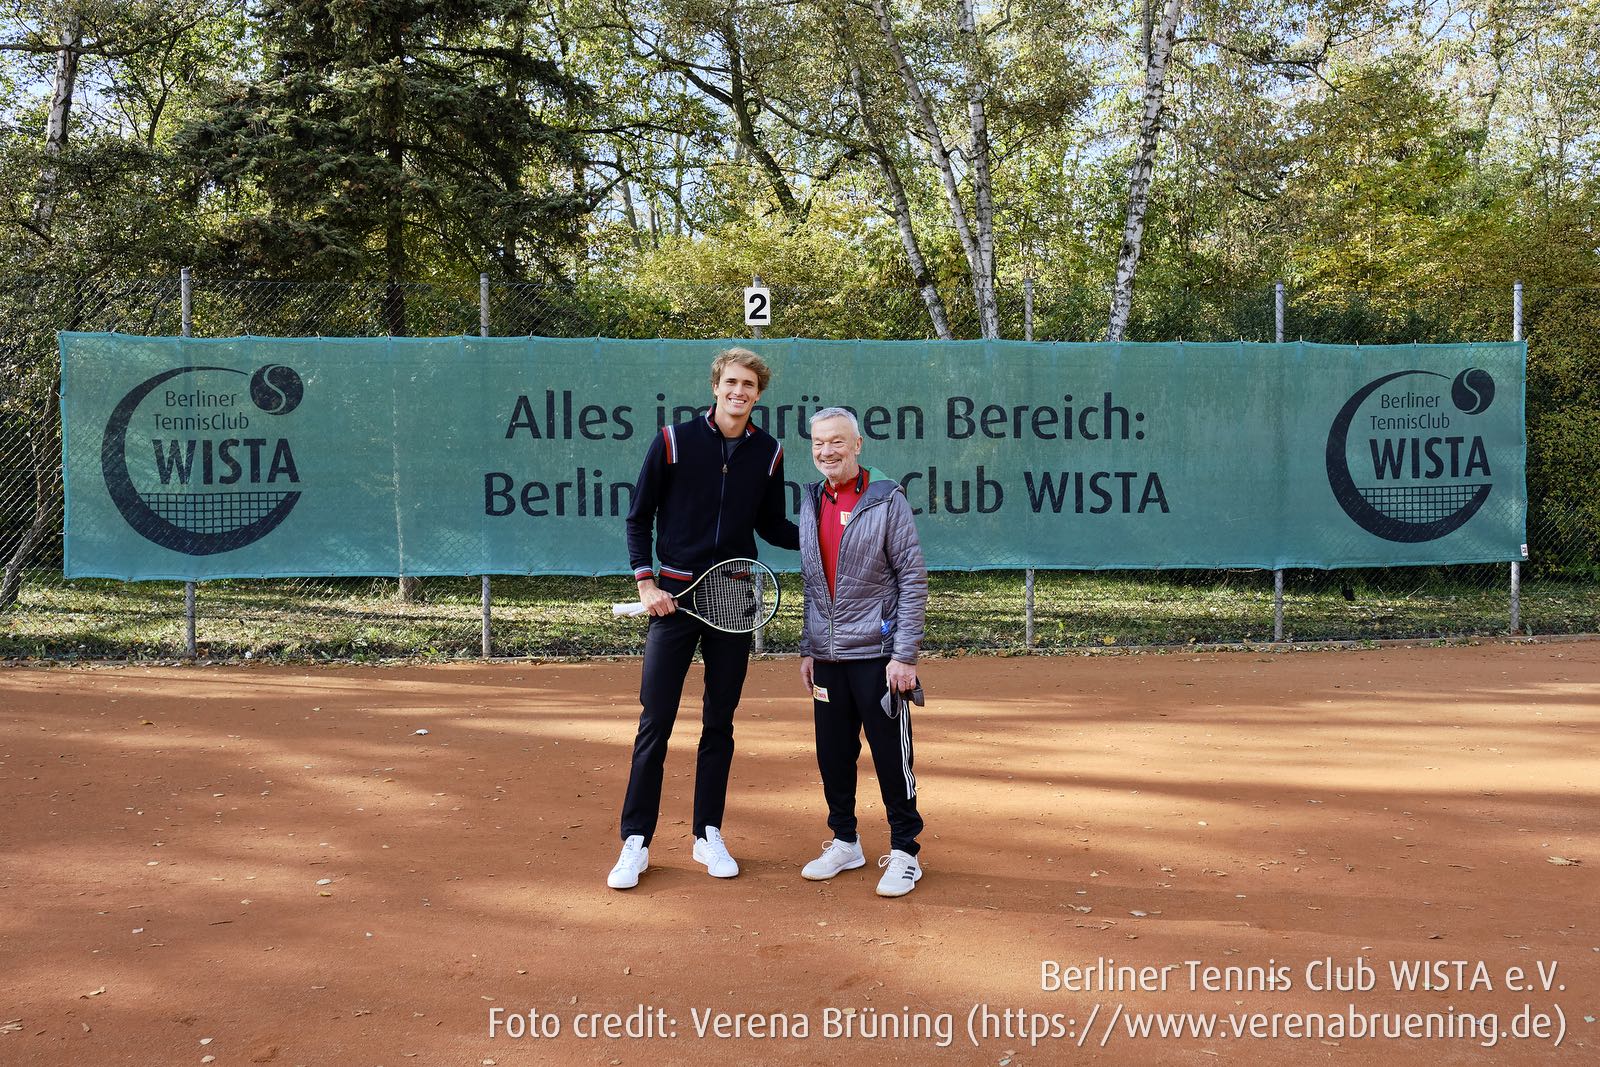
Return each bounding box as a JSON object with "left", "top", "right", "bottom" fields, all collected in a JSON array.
[{"left": 743, "top": 286, "right": 772, "bottom": 327}]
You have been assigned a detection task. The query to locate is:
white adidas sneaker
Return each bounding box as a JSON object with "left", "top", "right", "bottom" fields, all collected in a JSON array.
[
  {"left": 693, "top": 826, "right": 740, "bottom": 878},
  {"left": 802, "top": 838, "right": 867, "bottom": 881},
  {"left": 607, "top": 834, "right": 648, "bottom": 890},
  {"left": 876, "top": 849, "right": 922, "bottom": 897}
]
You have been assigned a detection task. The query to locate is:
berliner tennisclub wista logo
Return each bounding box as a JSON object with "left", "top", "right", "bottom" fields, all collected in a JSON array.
[
  {"left": 1325, "top": 368, "right": 1496, "bottom": 543},
  {"left": 101, "top": 364, "right": 305, "bottom": 555}
]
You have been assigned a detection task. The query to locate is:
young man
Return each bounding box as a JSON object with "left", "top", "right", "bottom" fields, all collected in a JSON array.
[
  {"left": 608, "top": 348, "right": 799, "bottom": 890},
  {"left": 796, "top": 407, "right": 929, "bottom": 897}
]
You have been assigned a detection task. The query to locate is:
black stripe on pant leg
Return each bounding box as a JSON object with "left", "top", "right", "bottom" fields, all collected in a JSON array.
[{"left": 853, "top": 657, "right": 923, "bottom": 856}]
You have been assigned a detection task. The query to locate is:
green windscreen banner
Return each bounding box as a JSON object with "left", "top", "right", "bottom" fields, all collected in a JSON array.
[{"left": 59, "top": 334, "right": 1527, "bottom": 580}]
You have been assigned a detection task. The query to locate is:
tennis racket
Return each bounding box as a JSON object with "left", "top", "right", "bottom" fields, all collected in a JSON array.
[{"left": 612, "top": 558, "right": 780, "bottom": 633}]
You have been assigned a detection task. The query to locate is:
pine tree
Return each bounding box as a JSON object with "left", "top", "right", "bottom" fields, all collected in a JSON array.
[{"left": 182, "top": 0, "right": 590, "bottom": 331}]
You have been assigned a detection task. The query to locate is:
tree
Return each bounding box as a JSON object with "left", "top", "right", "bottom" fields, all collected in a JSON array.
[
  {"left": 1, "top": 1, "right": 229, "bottom": 611},
  {"left": 1107, "top": 0, "right": 1182, "bottom": 342},
  {"left": 181, "top": 0, "right": 594, "bottom": 331}
]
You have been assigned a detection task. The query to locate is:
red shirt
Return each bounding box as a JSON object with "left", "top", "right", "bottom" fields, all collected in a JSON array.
[{"left": 818, "top": 469, "right": 868, "bottom": 598}]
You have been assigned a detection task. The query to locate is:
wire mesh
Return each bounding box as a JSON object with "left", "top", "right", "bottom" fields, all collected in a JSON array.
[{"left": 2, "top": 273, "right": 1594, "bottom": 659}]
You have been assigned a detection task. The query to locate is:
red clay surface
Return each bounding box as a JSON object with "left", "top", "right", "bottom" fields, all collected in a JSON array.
[{"left": 1, "top": 641, "right": 1597, "bottom": 1066}]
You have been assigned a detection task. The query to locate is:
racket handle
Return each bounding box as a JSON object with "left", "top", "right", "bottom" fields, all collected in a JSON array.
[{"left": 612, "top": 602, "right": 649, "bottom": 617}]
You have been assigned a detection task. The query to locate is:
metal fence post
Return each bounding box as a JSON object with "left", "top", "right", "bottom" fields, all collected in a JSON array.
[
  {"left": 751, "top": 273, "right": 765, "bottom": 654},
  {"left": 1023, "top": 275, "right": 1036, "bottom": 646},
  {"left": 1273, "top": 281, "right": 1285, "bottom": 641},
  {"left": 1511, "top": 279, "right": 1523, "bottom": 633},
  {"left": 181, "top": 267, "right": 197, "bottom": 658},
  {"left": 1273, "top": 568, "right": 1285, "bottom": 643},
  {"left": 1274, "top": 280, "right": 1285, "bottom": 344},
  {"left": 480, "top": 272, "right": 493, "bottom": 657}
]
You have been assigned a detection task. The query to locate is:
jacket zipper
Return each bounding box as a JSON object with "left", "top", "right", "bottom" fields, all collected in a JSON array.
[
  {"left": 822, "top": 490, "right": 887, "bottom": 660},
  {"left": 714, "top": 435, "right": 736, "bottom": 550}
]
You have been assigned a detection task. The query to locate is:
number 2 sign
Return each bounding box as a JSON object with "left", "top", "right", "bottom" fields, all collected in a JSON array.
[{"left": 743, "top": 286, "right": 772, "bottom": 327}]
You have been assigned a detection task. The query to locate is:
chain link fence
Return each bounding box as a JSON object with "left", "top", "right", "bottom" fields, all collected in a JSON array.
[{"left": 3, "top": 273, "right": 1596, "bottom": 659}]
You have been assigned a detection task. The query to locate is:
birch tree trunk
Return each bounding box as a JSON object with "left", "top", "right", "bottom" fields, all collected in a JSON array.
[
  {"left": 31, "top": 13, "right": 83, "bottom": 236},
  {"left": 869, "top": 0, "right": 997, "bottom": 337},
  {"left": 1107, "top": 0, "right": 1182, "bottom": 342},
  {"left": 957, "top": 0, "right": 999, "bottom": 339},
  {"left": 838, "top": 26, "right": 952, "bottom": 340}
]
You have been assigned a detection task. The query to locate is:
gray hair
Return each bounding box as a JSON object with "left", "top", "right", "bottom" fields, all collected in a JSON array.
[{"left": 809, "top": 406, "right": 860, "bottom": 437}]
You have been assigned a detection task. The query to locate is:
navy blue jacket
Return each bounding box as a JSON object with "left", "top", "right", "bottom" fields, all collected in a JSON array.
[{"left": 626, "top": 408, "right": 799, "bottom": 586}]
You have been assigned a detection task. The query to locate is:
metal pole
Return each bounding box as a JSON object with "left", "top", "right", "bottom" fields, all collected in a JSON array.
[
  {"left": 1023, "top": 274, "right": 1036, "bottom": 645},
  {"left": 181, "top": 267, "right": 197, "bottom": 658},
  {"left": 1023, "top": 275, "right": 1035, "bottom": 342},
  {"left": 1510, "top": 559, "right": 1521, "bottom": 635},
  {"left": 1273, "top": 568, "right": 1284, "bottom": 642},
  {"left": 1274, "top": 281, "right": 1285, "bottom": 641},
  {"left": 750, "top": 272, "right": 765, "bottom": 654},
  {"left": 480, "top": 273, "right": 492, "bottom": 657},
  {"left": 1511, "top": 280, "right": 1523, "bottom": 633},
  {"left": 1024, "top": 568, "right": 1036, "bottom": 648}
]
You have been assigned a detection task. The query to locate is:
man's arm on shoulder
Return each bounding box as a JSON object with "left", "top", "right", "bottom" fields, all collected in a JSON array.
[{"left": 756, "top": 442, "right": 800, "bottom": 550}]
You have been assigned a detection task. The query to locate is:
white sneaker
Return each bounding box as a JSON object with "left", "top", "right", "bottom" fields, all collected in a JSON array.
[
  {"left": 693, "top": 826, "right": 740, "bottom": 878},
  {"left": 876, "top": 850, "right": 922, "bottom": 897},
  {"left": 607, "top": 834, "right": 648, "bottom": 890},
  {"left": 802, "top": 838, "right": 866, "bottom": 881}
]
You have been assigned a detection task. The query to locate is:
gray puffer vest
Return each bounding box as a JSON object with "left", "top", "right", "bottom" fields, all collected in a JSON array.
[{"left": 798, "top": 469, "right": 928, "bottom": 663}]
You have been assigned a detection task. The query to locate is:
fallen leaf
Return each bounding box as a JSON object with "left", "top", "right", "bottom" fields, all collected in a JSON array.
[{"left": 1548, "top": 856, "right": 1581, "bottom": 866}]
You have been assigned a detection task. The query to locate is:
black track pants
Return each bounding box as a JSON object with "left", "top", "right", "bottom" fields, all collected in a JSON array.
[
  {"left": 620, "top": 609, "right": 751, "bottom": 845},
  {"left": 811, "top": 657, "right": 922, "bottom": 856}
]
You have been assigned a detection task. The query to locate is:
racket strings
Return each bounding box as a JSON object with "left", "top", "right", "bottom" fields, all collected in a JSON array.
[{"left": 693, "top": 561, "right": 777, "bottom": 631}]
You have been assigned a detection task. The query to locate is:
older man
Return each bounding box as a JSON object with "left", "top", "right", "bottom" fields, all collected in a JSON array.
[{"left": 797, "top": 407, "right": 929, "bottom": 897}]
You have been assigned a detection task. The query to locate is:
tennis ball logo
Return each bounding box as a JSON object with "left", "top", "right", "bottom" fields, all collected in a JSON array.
[
  {"left": 1325, "top": 368, "right": 1497, "bottom": 543},
  {"left": 1451, "top": 368, "right": 1494, "bottom": 415},
  {"left": 251, "top": 364, "right": 304, "bottom": 415},
  {"left": 102, "top": 364, "right": 305, "bottom": 556}
]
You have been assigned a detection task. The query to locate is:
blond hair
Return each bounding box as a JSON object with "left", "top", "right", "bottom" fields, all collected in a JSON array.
[{"left": 710, "top": 347, "right": 771, "bottom": 393}]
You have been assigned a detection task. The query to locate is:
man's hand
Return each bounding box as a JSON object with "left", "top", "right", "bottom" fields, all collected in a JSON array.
[
  {"left": 886, "top": 659, "right": 918, "bottom": 693},
  {"left": 637, "top": 579, "right": 676, "bottom": 617},
  {"left": 800, "top": 656, "right": 815, "bottom": 695}
]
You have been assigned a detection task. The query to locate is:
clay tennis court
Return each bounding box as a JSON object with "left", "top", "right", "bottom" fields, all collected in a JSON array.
[{"left": 3, "top": 640, "right": 1596, "bottom": 1065}]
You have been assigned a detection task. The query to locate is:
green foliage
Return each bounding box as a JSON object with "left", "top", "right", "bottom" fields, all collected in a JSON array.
[
  {"left": 177, "top": 0, "right": 589, "bottom": 289},
  {"left": 1525, "top": 287, "right": 1600, "bottom": 568},
  {"left": 1, "top": 0, "right": 1598, "bottom": 497}
]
